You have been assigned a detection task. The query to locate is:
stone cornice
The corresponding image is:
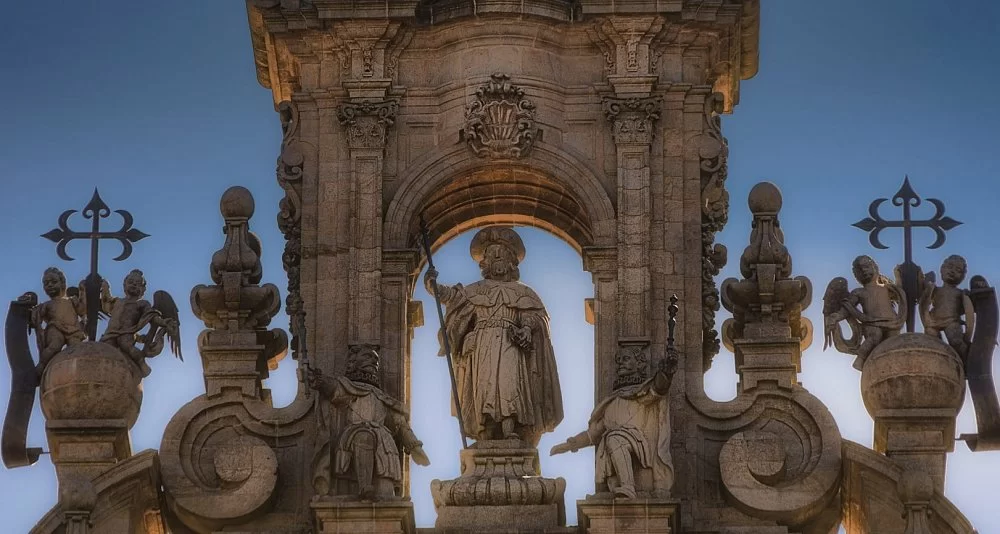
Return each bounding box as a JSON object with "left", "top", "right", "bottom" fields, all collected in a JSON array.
[{"left": 247, "top": 0, "right": 759, "bottom": 104}]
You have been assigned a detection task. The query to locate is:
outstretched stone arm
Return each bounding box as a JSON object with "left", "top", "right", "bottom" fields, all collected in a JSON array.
[
  {"left": 388, "top": 411, "right": 431, "bottom": 466},
  {"left": 550, "top": 421, "right": 605, "bottom": 455}
]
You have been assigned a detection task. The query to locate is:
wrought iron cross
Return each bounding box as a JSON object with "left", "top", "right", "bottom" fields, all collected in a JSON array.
[
  {"left": 852, "top": 176, "right": 961, "bottom": 332},
  {"left": 41, "top": 189, "right": 149, "bottom": 340}
]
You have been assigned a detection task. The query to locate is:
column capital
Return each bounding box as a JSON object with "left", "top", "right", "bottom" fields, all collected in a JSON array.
[
  {"left": 336, "top": 99, "right": 399, "bottom": 150},
  {"left": 602, "top": 96, "right": 662, "bottom": 146}
]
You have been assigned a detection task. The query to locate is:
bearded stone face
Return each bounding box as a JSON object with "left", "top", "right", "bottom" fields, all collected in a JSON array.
[
  {"left": 613, "top": 347, "right": 648, "bottom": 389},
  {"left": 479, "top": 244, "right": 519, "bottom": 281},
  {"left": 346, "top": 347, "right": 381, "bottom": 387}
]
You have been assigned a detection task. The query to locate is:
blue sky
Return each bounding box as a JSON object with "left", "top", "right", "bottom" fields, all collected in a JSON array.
[{"left": 1, "top": 2, "right": 998, "bottom": 532}]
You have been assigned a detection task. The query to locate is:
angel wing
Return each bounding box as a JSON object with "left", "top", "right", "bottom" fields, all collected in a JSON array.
[
  {"left": 822, "top": 277, "right": 859, "bottom": 352},
  {"left": 152, "top": 290, "right": 183, "bottom": 360}
]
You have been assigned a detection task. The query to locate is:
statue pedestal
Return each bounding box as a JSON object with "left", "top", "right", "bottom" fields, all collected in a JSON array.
[
  {"left": 577, "top": 498, "right": 679, "bottom": 534},
  {"left": 311, "top": 499, "right": 415, "bottom": 534},
  {"left": 431, "top": 440, "right": 566, "bottom": 532}
]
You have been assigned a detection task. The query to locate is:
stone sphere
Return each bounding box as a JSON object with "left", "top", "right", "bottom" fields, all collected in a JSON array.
[
  {"left": 40, "top": 342, "right": 142, "bottom": 428},
  {"left": 747, "top": 182, "right": 782, "bottom": 215},
  {"left": 219, "top": 186, "right": 255, "bottom": 219},
  {"left": 860, "top": 333, "right": 965, "bottom": 417}
]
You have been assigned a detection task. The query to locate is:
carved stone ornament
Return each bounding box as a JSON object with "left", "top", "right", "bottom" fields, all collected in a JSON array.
[
  {"left": 463, "top": 73, "right": 538, "bottom": 159},
  {"left": 721, "top": 182, "right": 812, "bottom": 345},
  {"left": 190, "top": 187, "right": 283, "bottom": 340},
  {"left": 602, "top": 96, "right": 662, "bottom": 145},
  {"left": 336, "top": 99, "right": 399, "bottom": 150},
  {"left": 276, "top": 101, "right": 305, "bottom": 359},
  {"left": 700, "top": 93, "right": 730, "bottom": 370}
]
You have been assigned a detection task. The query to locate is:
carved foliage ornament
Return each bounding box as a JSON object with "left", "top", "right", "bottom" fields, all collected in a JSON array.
[
  {"left": 337, "top": 100, "right": 399, "bottom": 150},
  {"left": 699, "top": 93, "right": 730, "bottom": 369},
  {"left": 464, "top": 73, "right": 538, "bottom": 159},
  {"left": 602, "top": 96, "right": 662, "bottom": 145},
  {"left": 276, "top": 101, "right": 305, "bottom": 356}
]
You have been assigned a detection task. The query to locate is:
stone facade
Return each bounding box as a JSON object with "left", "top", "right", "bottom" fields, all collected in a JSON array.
[{"left": 2, "top": 2, "right": 989, "bottom": 533}]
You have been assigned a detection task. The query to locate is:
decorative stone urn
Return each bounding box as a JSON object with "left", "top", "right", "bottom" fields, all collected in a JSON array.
[{"left": 861, "top": 333, "right": 965, "bottom": 490}]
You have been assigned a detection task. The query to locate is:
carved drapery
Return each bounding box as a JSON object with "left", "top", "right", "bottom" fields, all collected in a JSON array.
[
  {"left": 463, "top": 73, "right": 538, "bottom": 159},
  {"left": 699, "top": 92, "right": 729, "bottom": 370}
]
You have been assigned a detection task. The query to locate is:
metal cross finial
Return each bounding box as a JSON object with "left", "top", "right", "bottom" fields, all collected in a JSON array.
[
  {"left": 852, "top": 176, "right": 961, "bottom": 332},
  {"left": 41, "top": 189, "right": 149, "bottom": 340}
]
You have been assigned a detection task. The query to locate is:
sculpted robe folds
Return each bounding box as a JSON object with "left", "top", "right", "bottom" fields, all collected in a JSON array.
[
  {"left": 590, "top": 377, "right": 673, "bottom": 496},
  {"left": 438, "top": 278, "right": 563, "bottom": 446},
  {"left": 313, "top": 376, "right": 416, "bottom": 496}
]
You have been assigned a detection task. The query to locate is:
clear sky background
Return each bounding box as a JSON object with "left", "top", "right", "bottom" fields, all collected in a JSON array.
[{"left": 1, "top": 2, "right": 998, "bottom": 532}]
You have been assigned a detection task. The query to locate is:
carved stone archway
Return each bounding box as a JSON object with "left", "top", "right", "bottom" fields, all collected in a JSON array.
[{"left": 382, "top": 141, "right": 619, "bottom": 404}]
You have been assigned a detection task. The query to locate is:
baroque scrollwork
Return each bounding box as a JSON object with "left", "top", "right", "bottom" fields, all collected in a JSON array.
[
  {"left": 337, "top": 99, "right": 399, "bottom": 150},
  {"left": 700, "top": 93, "right": 729, "bottom": 369},
  {"left": 464, "top": 73, "right": 538, "bottom": 159},
  {"left": 602, "top": 96, "right": 662, "bottom": 145}
]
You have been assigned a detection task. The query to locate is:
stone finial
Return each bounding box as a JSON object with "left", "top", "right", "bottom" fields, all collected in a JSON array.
[
  {"left": 721, "top": 182, "right": 812, "bottom": 343},
  {"left": 191, "top": 187, "right": 282, "bottom": 334}
]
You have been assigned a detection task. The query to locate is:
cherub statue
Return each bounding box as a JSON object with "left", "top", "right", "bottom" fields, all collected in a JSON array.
[
  {"left": 823, "top": 255, "right": 906, "bottom": 370},
  {"left": 99, "top": 269, "right": 182, "bottom": 376},
  {"left": 310, "top": 346, "right": 430, "bottom": 501},
  {"left": 920, "top": 255, "right": 975, "bottom": 358},
  {"left": 550, "top": 346, "right": 675, "bottom": 499},
  {"left": 28, "top": 267, "right": 86, "bottom": 376}
]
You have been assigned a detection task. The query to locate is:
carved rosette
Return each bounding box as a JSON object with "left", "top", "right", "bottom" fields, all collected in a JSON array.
[
  {"left": 464, "top": 73, "right": 538, "bottom": 159},
  {"left": 336, "top": 100, "right": 399, "bottom": 150},
  {"left": 602, "top": 96, "right": 662, "bottom": 145},
  {"left": 699, "top": 93, "right": 730, "bottom": 369},
  {"left": 276, "top": 101, "right": 305, "bottom": 357}
]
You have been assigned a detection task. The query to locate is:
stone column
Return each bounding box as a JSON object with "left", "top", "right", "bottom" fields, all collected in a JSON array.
[
  {"left": 604, "top": 96, "right": 660, "bottom": 347},
  {"left": 337, "top": 99, "right": 398, "bottom": 352},
  {"left": 583, "top": 246, "right": 618, "bottom": 401}
]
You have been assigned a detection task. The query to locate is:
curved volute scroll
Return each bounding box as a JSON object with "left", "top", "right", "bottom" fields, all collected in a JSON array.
[
  {"left": 162, "top": 186, "right": 314, "bottom": 534},
  {"left": 683, "top": 182, "right": 842, "bottom": 531}
]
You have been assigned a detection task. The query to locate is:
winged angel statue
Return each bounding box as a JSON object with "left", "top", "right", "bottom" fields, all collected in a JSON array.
[
  {"left": 822, "top": 255, "right": 906, "bottom": 370},
  {"left": 98, "top": 269, "right": 182, "bottom": 376}
]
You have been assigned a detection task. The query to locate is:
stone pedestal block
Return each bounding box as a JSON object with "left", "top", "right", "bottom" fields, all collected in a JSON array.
[
  {"left": 431, "top": 440, "right": 566, "bottom": 532},
  {"left": 577, "top": 498, "right": 679, "bottom": 534},
  {"left": 733, "top": 337, "right": 802, "bottom": 392},
  {"left": 311, "top": 499, "right": 415, "bottom": 534}
]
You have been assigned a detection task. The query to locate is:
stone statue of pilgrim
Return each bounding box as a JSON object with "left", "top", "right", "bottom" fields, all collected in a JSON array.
[{"left": 424, "top": 226, "right": 563, "bottom": 447}]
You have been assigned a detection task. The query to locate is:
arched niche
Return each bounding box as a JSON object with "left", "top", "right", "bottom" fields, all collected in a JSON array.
[
  {"left": 384, "top": 141, "right": 616, "bottom": 252},
  {"left": 379, "top": 140, "right": 621, "bottom": 416}
]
